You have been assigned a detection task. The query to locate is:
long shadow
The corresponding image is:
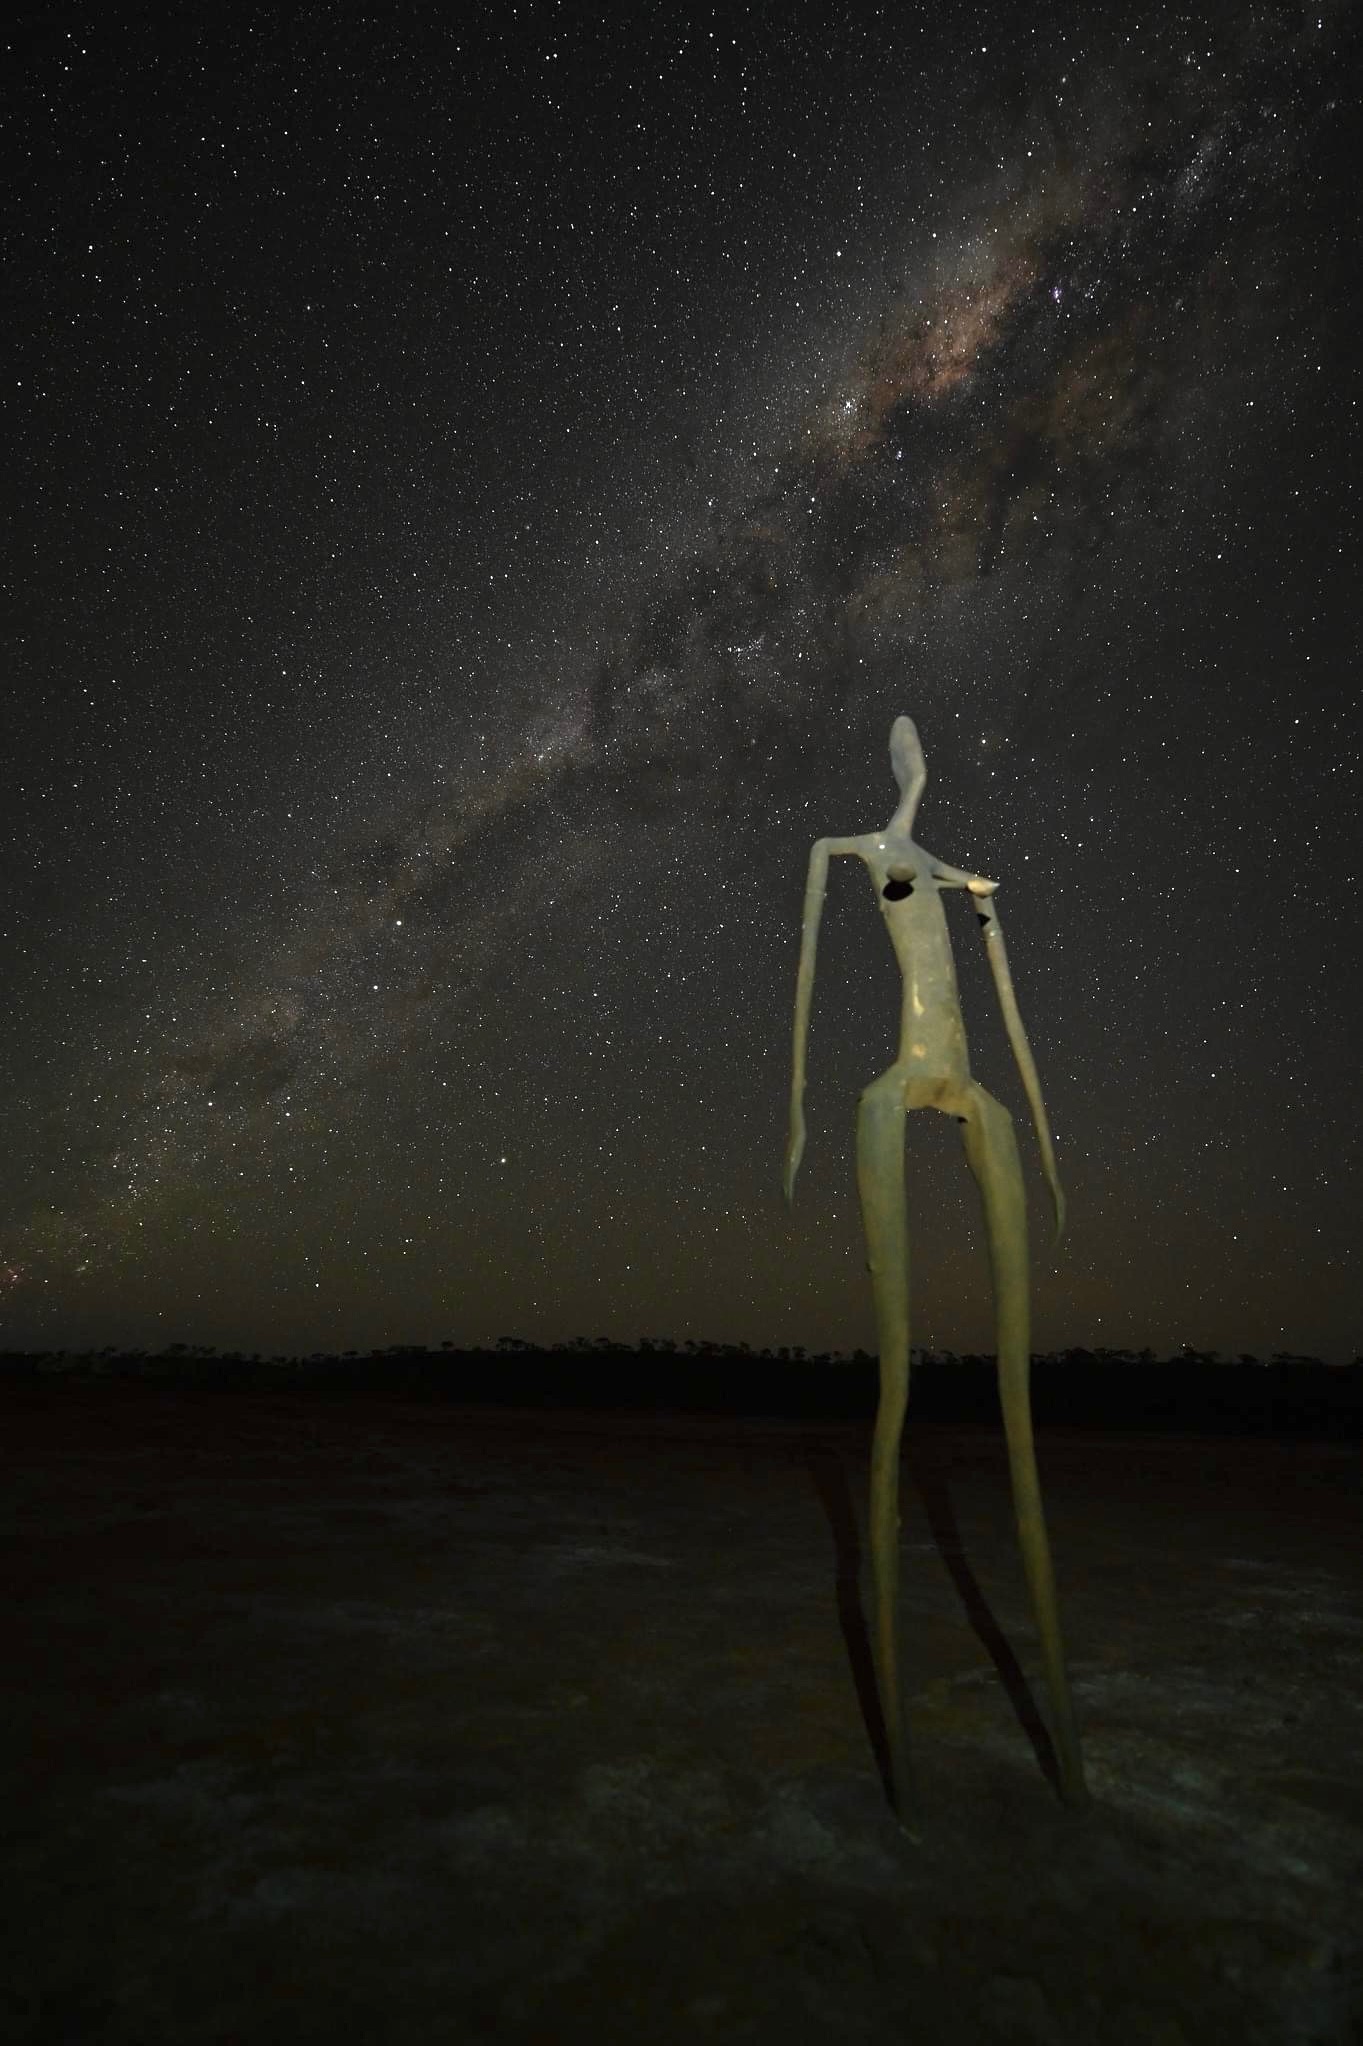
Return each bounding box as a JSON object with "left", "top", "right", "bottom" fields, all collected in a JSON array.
[
  {"left": 805, "top": 1434, "right": 1061, "bottom": 1796},
  {"left": 803, "top": 1445, "right": 894, "bottom": 1802},
  {"left": 908, "top": 1440, "right": 1061, "bottom": 1792}
]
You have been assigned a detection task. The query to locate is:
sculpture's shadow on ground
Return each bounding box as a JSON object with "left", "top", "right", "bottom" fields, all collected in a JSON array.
[
  {"left": 803, "top": 1445, "right": 895, "bottom": 1801},
  {"left": 804, "top": 1440, "right": 1062, "bottom": 1804}
]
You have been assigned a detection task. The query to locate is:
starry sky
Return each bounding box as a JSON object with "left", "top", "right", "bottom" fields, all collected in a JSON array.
[{"left": 3, "top": 2, "right": 1360, "bottom": 1361}]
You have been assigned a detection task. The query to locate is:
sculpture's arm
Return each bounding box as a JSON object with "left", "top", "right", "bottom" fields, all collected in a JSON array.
[
  {"left": 972, "top": 886, "right": 1067, "bottom": 1245},
  {"left": 785, "top": 835, "right": 859, "bottom": 1203}
]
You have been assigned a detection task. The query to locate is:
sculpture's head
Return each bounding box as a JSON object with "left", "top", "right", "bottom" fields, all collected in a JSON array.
[{"left": 888, "top": 716, "right": 927, "bottom": 835}]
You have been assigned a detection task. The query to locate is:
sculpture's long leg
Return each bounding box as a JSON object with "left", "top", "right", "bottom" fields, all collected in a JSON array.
[
  {"left": 960, "top": 1083, "right": 1088, "bottom": 1808},
  {"left": 856, "top": 1068, "right": 918, "bottom": 1835}
]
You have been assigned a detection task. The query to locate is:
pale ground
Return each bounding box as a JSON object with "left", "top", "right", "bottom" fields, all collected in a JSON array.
[{"left": 4, "top": 1385, "right": 1361, "bottom": 2044}]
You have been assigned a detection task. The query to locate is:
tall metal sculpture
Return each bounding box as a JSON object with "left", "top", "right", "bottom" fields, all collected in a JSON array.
[{"left": 785, "top": 715, "right": 1087, "bottom": 1834}]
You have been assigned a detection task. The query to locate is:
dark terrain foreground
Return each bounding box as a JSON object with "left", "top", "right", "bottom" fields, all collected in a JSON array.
[{"left": 4, "top": 1388, "right": 1360, "bottom": 2045}]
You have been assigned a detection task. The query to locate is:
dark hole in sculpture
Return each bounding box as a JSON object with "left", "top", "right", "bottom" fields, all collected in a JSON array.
[{"left": 882, "top": 868, "right": 915, "bottom": 901}]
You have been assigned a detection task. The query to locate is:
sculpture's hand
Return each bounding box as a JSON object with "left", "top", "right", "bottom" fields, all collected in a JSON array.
[{"left": 783, "top": 1110, "right": 806, "bottom": 1205}]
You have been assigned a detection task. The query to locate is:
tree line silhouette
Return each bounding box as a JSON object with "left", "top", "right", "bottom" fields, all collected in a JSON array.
[{"left": 3, "top": 1338, "right": 1361, "bottom": 1436}]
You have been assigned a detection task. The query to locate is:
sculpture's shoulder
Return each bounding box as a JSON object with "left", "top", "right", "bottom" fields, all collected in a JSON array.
[{"left": 819, "top": 832, "right": 879, "bottom": 861}]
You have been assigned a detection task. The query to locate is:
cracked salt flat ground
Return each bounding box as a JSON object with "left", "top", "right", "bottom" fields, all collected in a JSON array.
[{"left": 4, "top": 1390, "right": 1361, "bottom": 2044}]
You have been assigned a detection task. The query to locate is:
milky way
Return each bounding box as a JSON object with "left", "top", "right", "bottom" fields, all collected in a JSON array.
[{"left": 3, "top": 4, "right": 1358, "bottom": 1355}]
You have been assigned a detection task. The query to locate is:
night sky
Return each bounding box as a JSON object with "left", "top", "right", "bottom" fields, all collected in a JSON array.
[{"left": 3, "top": 3, "right": 1359, "bottom": 1362}]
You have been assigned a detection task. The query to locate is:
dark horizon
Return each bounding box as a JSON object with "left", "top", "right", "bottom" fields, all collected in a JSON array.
[
  {"left": 7, "top": 1336, "right": 1361, "bottom": 1368},
  {"left": 9, "top": 1335, "right": 1362, "bottom": 1442}
]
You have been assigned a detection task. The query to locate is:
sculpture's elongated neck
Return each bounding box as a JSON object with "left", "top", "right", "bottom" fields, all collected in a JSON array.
[{"left": 886, "top": 789, "right": 922, "bottom": 840}]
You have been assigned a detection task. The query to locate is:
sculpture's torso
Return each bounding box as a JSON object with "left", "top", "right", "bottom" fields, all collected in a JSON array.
[{"left": 859, "top": 835, "right": 972, "bottom": 1088}]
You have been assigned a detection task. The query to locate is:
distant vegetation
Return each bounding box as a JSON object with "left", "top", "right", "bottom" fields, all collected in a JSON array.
[{"left": 3, "top": 1339, "right": 1361, "bottom": 1437}]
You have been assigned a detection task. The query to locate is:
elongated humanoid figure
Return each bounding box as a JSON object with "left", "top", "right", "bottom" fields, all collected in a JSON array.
[{"left": 786, "top": 716, "right": 1087, "bottom": 1834}]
